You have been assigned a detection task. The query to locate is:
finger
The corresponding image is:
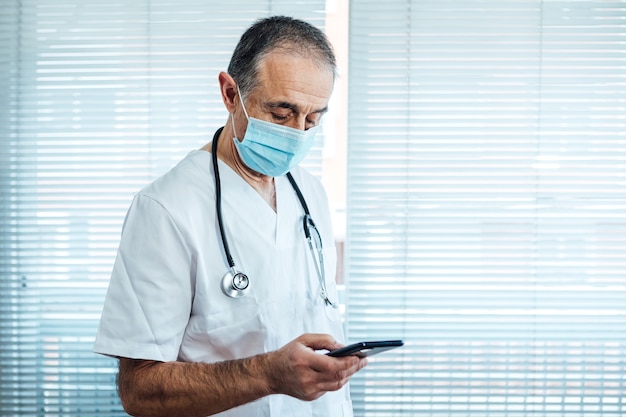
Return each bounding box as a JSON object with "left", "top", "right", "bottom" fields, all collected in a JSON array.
[
  {"left": 299, "top": 357, "right": 368, "bottom": 399},
  {"left": 310, "top": 365, "right": 359, "bottom": 393},
  {"left": 297, "top": 333, "right": 342, "bottom": 352},
  {"left": 310, "top": 354, "right": 363, "bottom": 376}
]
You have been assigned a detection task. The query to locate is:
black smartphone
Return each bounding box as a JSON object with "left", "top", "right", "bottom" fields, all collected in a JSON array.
[{"left": 326, "top": 340, "right": 404, "bottom": 358}]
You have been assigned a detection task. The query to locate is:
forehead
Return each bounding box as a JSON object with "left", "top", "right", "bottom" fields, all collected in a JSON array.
[{"left": 252, "top": 51, "right": 334, "bottom": 110}]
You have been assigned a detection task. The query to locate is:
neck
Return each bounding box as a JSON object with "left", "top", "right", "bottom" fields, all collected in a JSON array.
[{"left": 203, "top": 122, "right": 277, "bottom": 211}]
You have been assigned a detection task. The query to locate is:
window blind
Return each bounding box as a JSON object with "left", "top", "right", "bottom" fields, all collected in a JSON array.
[
  {"left": 0, "top": 1, "right": 327, "bottom": 415},
  {"left": 345, "top": 1, "right": 626, "bottom": 416}
]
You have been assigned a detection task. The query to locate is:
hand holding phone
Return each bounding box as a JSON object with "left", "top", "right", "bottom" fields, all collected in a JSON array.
[{"left": 326, "top": 340, "right": 403, "bottom": 358}]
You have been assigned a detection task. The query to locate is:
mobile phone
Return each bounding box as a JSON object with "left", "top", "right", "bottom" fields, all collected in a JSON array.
[{"left": 326, "top": 340, "right": 404, "bottom": 358}]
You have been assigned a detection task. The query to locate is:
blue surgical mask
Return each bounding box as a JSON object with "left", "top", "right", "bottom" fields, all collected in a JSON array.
[{"left": 232, "top": 89, "right": 320, "bottom": 177}]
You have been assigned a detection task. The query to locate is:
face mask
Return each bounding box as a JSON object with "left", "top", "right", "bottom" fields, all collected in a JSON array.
[{"left": 231, "top": 88, "right": 320, "bottom": 177}]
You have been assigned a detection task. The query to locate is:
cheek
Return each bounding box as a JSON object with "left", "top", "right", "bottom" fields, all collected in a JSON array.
[{"left": 232, "top": 111, "right": 249, "bottom": 140}]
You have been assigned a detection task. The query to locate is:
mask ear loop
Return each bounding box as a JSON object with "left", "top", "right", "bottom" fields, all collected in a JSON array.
[
  {"left": 230, "top": 116, "right": 239, "bottom": 140},
  {"left": 231, "top": 85, "right": 249, "bottom": 142},
  {"left": 236, "top": 85, "right": 250, "bottom": 119}
]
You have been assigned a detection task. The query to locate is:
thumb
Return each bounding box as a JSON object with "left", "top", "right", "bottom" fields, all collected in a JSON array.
[{"left": 297, "top": 333, "right": 343, "bottom": 352}]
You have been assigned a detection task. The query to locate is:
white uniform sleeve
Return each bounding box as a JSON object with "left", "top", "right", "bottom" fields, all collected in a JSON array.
[{"left": 94, "top": 193, "right": 194, "bottom": 362}]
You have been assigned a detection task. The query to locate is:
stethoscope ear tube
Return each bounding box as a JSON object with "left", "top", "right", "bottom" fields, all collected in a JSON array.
[{"left": 302, "top": 214, "right": 314, "bottom": 239}]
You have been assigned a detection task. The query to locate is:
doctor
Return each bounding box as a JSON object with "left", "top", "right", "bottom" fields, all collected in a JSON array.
[{"left": 94, "top": 15, "right": 367, "bottom": 417}]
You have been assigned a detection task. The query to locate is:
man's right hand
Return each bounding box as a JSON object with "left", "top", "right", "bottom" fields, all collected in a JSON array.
[{"left": 263, "top": 333, "right": 368, "bottom": 401}]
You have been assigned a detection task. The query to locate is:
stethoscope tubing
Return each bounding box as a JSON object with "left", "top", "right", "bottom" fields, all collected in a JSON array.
[
  {"left": 211, "top": 127, "right": 335, "bottom": 307},
  {"left": 211, "top": 131, "right": 236, "bottom": 270}
]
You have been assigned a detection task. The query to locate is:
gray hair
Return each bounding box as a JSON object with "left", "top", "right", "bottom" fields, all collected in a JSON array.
[{"left": 227, "top": 16, "right": 336, "bottom": 97}]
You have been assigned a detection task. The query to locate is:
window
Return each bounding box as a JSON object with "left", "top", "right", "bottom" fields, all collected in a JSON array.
[
  {"left": 3, "top": 1, "right": 625, "bottom": 416},
  {"left": 0, "top": 2, "right": 327, "bottom": 415},
  {"left": 346, "top": 1, "right": 626, "bottom": 416}
]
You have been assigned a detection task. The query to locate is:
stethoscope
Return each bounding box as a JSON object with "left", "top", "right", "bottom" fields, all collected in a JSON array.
[{"left": 211, "top": 128, "right": 337, "bottom": 308}]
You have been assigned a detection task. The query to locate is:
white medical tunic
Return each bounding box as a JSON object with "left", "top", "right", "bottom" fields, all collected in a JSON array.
[{"left": 94, "top": 149, "right": 352, "bottom": 417}]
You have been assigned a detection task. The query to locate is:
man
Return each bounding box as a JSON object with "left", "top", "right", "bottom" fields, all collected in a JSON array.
[{"left": 94, "top": 16, "right": 367, "bottom": 417}]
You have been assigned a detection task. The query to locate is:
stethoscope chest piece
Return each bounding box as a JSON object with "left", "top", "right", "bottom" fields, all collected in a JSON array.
[{"left": 221, "top": 269, "right": 250, "bottom": 298}]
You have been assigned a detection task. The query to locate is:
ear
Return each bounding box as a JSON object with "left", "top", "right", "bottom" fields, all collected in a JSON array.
[{"left": 218, "top": 72, "right": 238, "bottom": 113}]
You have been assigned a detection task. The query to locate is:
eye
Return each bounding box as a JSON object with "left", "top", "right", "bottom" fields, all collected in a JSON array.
[
  {"left": 306, "top": 114, "right": 322, "bottom": 127},
  {"left": 271, "top": 113, "right": 289, "bottom": 122}
]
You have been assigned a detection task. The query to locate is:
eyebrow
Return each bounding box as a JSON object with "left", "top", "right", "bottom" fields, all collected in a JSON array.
[{"left": 264, "top": 101, "right": 328, "bottom": 115}]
